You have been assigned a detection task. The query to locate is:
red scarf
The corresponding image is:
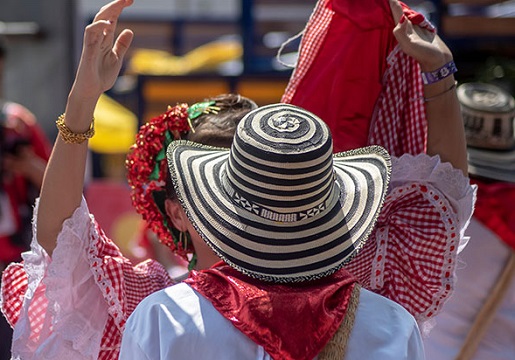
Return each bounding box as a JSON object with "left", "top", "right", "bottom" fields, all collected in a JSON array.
[
  {"left": 185, "top": 262, "right": 357, "bottom": 360},
  {"left": 472, "top": 179, "right": 515, "bottom": 251}
]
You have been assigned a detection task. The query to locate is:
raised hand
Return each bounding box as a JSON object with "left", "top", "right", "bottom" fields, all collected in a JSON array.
[
  {"left": 389, "top": 0, "right": 452, "bottom": 71},
  {"left": 37, "top": 0, "right": 135, "bottom": 255},
  {"left": 72, "top": 0, "right": 134, "bottom": 101}
]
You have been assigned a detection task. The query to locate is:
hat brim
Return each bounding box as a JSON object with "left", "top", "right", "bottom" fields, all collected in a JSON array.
[
  {"left": 167, "top": 142, "right": 390, "bottom": 282},
  {"left": 468, "top": 146, "right": 515, "bottom": 183}
]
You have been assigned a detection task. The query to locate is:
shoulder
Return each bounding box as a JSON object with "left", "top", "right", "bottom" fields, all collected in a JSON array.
[
  {"left": 346, "top": 288, "right": 425, "bottom": 360},
  {"left": 123, "top": 283, "right": 261, "bottom": 359},
  {"left": 357, "top": 287, "right": 419, "bottom": 325},
  {"left": 128, "top": 282, "right": 202, "bottom": 321}
]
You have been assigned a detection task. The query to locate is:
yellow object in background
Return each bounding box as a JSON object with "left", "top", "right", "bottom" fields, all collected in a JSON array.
[
  {"left": 128, "top": 39, "right": 242, "bottom": 75},
  {"left": 89, "top": 94, "right": 138, "bottom": 154}
]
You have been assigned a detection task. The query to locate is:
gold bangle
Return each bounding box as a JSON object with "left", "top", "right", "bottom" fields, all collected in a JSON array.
[{"left": 56, "top": 113, "right": 95, "bottom": 144}]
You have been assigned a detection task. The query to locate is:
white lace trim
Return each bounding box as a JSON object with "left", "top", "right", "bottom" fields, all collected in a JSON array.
[
  {"left": 43, "top": 197, "right": 105, "bottom": 359},
  {"left": 87, "top": 218, "right": 126, "bottom": 332},
  {"left": 370, "top": 226, "right": 388, "bottom": 290},
  {"left": 391, "top": 153, "right": 476, "bottom": 232},
  {"left": 11, "top": 197, "right": 107, "bottom": 360}
]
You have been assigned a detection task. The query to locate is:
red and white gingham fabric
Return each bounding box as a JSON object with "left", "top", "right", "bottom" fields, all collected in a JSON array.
[
  {"left": 281, "top": 0, "right": 333, "bottom": 105},
  {"left": 1, "top": 199, "right": 175, "bottom": 360},
  {"left": 346, "top": 153, "right": 475, "bottom": 325},
  {"left": 1, "top": 265, "right": 27, "bottom": 329},
  {"left": 87, "top": 221, "right": 174, "bottom": 360},
  {"left": 368, "top": 46, "right": 427, "bottom": 156}
]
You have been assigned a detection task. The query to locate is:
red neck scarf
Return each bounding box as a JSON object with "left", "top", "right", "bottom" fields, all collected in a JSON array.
[
  {"left": 471, "top": 179, "right": 515, "bottom": 251},
  {"left": 185, "top": 263, "right": 357, "bottom": 360}
]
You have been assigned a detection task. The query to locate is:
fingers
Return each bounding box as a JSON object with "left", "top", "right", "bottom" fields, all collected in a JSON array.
[
  {"left": 82, "top": 20, "right": 114, "bottom": 60},
  {"left": 83, "top": 0, "right": 133, "bottom": 58},
  {"left": 392, "top": 15, "right": 411, "bottom": 46},
  {"left": 93, "top": 0, "right": 132, "bottom": 24},
  {"left": 113, "top": 29, "right": 134, "bottom": 60},
  {"left": 92, "top": 0, "right": 132, "bottom": 43},
  {"left": 388, "top": 0, "right": 404, "bottom": 24}
]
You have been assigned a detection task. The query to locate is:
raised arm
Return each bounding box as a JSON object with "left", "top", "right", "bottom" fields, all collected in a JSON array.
[
  {"left": 389, "top": 0, "right": 468, "bottom": 176},
  {"left": 37, "top": 0, "right": 134, "bottom": 256}
]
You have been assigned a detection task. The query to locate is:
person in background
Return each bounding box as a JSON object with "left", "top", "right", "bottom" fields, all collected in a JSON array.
[
  {"left": 0, "top": 37, "right": 51, "bottom": 360},
  {"left": 423, "top": 82, "right": 515, "bottom": 360}
]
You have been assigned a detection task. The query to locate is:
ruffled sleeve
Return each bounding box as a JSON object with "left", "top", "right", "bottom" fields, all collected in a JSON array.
[
  {"left": 346, "top": 154, "right": 476, "bottom": 327},
  {"left": 1, "top": 197, "right": 174, "bottom": 360}
]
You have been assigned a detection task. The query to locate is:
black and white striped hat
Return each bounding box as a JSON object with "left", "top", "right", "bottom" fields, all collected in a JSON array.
[
  {"left": 167, "top": 103, "right": 391, "bottom": 282},
  {"left": 458, "top": 82, "right": 515, "bottom": 183}
]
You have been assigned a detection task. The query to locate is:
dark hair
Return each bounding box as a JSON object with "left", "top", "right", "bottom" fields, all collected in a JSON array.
[
  {"left": 165, "top": 93, "right": 257, "bottom": 200},
  {"left": 186, "top": 93, "right": 257, "bottom": 148}
]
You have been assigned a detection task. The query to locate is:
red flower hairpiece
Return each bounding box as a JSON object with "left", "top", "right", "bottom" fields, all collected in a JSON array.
[{"left": 126, "top": 103, "right": 192, "bottom": 259}]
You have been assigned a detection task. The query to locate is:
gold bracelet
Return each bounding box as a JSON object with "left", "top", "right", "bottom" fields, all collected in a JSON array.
[{"left": 56, "top": 113, "right": 95, "bottom": 144}]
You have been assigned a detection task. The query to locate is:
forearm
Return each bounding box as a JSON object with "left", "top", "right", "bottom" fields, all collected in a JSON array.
[
  {"left": 388, "top": 0, "right": 468, "bottom": 177},
  {"left": 36, "top": 93, "right": 97, "bottom": 256},
  {"left": 36, "top": 0, "right": 133, "bottom": 256},
  {"left": 422, "top": 64, "right": 468, "bottom": 176}
]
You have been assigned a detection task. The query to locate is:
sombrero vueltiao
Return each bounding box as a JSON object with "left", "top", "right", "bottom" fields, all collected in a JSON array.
[
  {"left": 167, "top": 103, "right": 391, "bottom": 282},
  {"left": 459, "top": 82, "right": 515, "bottom": 183}
]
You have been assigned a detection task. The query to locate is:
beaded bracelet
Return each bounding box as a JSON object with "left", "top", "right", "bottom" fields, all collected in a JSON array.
[
  {"left": 56, "top": 113, "right": 95, "bottom": 144},
  {"left": 421, "top": 60, "right": 458, "bottom": 85}
]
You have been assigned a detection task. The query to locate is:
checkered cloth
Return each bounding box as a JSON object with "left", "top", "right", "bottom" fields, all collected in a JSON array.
[
  {"left": 1, "top": 199, "right": 174, "bottom": 360},
  {"left": 347, "top": 154, "right": 475, "bottom": 325}
]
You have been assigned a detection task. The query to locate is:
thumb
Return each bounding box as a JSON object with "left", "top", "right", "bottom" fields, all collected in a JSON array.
[
  {"left": 392, "top": 15, "right": 410, "bottom": 46},
  {"left": 389, "top": 0, "right": 404, "bottom": 24}
]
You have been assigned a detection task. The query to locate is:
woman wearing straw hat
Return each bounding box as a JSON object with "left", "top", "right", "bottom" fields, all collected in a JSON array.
[
  {"left": 1, "top": 0, "right": 474, "bottom": 359},
  {"left": 424, "top": 82, "right": 515, "bottom": 360},
  {"left": 119, "top": 101, "right": 425, "bottom": 359}
]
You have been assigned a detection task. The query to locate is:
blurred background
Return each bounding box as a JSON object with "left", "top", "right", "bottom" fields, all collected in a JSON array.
[
  {"left": 1, "top": 0, "right": 514, "bottom": 139},
  {"left": 0, "top": 0, "right": 514, "bottom": 258}
]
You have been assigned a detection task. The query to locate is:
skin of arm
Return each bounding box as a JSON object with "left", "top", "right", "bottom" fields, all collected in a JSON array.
[
  {"left": 36, "top": 0, "right": 134, "bottom": 256},
  {"left": 389, "top": 0, "right": 468, "bottom": 176}
]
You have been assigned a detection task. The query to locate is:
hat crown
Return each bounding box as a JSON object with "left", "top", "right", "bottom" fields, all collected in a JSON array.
[
  {"left": 166, "top": 102, "right": 391, "bottom": 282},
  {"left": 224, "top": 104, "right": 335, "bottom": 222}
]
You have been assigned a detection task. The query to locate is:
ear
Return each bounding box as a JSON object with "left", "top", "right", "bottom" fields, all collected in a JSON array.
[{"left": 164, "top": 199, "right": 188, "bottom": 232}]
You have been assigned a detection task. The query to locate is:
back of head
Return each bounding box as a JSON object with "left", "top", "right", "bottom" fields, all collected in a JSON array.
[
  {"left": 458, "top": 82, "right": 515, "bottom": 183},
  {"left": 127, "top": 93, "right": 257, "bottom": 264},
  {"left": 186, "top": 94, "right": 257, "bottom": 148}
]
